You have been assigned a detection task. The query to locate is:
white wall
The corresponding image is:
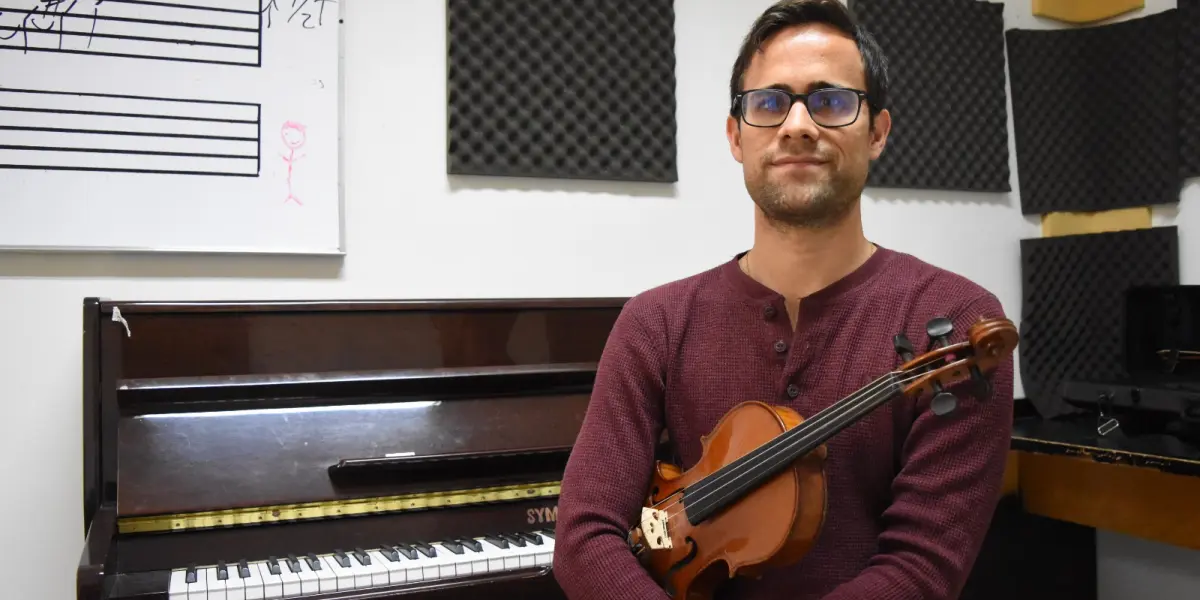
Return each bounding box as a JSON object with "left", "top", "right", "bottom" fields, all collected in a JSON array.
[{"left": 0, "top": 1, "right": 1195, "bottom": 599}]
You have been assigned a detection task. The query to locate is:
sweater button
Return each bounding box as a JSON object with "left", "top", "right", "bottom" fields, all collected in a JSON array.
[
  {"left": 786, "top": 384, "right": 800, "bottom": 398},
  {"left": 773, "top": 340, "right": 787, "bottom": 353},
  {"left": 763, "top": 305, "right": 777, "bottom": 320}
]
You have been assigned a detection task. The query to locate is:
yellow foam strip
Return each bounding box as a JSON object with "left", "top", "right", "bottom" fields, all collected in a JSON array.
[
  {"left": 1040, "top": 207, "right": 1151, "bottom": 237},
  {"left": 1033, "top": 0, "right": 1144, "bottom": 24}
]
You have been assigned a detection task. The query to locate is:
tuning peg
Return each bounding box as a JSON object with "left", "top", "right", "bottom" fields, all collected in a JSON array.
[
  {"left": 924, "top": 317, "right": 957, "bottom": 415},
  {"left": 926, "top": 317, "right": 953, "bottom": 350},
  {"left": 969, "top": 364, "right": 992, "bottom": 398},
  {"left": 893, "top": 334, "right": 915, "bottom": 362}
]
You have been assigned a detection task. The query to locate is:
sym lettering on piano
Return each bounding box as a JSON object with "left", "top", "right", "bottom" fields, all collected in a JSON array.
[
  {"left": 528, "top": 506, "right": 558, "bottom": 525},
  {"left": 75, "top": 297, "right": 627, "bottom": 600}
]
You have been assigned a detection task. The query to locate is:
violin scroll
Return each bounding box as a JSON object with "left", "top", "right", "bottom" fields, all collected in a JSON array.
[{"left": 893, "top": 316, "right": 1018, "bottom": 412}]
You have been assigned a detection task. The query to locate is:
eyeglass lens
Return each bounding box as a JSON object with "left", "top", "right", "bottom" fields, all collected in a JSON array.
[{"left": 741, "top": 89, "right": 861, "bottom": 127}]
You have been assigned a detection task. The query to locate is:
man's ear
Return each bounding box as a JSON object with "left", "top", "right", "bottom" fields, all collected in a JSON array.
[
  {"left": 868, "top": 108, "right": 891, "bottom": 160},
  {"left": 726, "top": 114, "right": 744, "bottom": 164}
]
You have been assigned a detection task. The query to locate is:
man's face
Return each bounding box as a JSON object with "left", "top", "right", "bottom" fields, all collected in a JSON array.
[{"left": 726, "top": 23, "right": 890, "bottom": 229}]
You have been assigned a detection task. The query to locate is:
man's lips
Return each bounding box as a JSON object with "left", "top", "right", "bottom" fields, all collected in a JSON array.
[{"left": 772, "top": 156, "right": 827, "bottom": 167}]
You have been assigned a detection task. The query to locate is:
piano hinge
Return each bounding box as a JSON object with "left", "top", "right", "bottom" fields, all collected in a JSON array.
[{"left": 116, "top": 480, "right": 562, "bottom": 534}]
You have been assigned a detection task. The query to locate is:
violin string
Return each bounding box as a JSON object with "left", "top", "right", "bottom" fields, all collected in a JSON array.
[
  {"left": 631, "top": 366, "right": 903, "bottom": 528},
  {"left": 637, "top": 362, "right": 964, "bottom": 532}
]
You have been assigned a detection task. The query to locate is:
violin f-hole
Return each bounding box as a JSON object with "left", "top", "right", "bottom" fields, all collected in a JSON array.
[{"left": 663, "top": 537, "right": 698, "bottom": 598}]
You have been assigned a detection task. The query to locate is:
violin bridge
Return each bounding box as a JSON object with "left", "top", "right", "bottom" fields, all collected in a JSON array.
[{"left": 640, "top": 507, "right": 672, "bottom": 550}]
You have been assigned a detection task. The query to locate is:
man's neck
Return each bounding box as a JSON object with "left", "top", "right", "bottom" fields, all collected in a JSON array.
[{"left": 741, "top": 204, "right": 875, "bottom": 312}]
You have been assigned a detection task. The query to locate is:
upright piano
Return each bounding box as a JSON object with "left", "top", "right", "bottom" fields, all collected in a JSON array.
[{"left": 76, "top": 296, "right": 628, "bottom": 600}]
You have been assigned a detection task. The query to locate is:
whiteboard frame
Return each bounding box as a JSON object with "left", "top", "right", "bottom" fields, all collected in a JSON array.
[{"left": 0, "top": 6, "right": 347, "bottom": 257}]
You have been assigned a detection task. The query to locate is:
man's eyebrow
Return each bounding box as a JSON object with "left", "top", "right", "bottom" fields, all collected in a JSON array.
[{"left": 753, "top": 80, "right": 856, "bottom": 93}]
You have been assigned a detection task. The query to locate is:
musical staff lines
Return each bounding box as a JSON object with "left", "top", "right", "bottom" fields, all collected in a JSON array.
[
  {"left": 0, "top": 87, "right": 261, "bottom": 176},
  {"left": 0, "top": 0, "right": 262, "bottom": 66}
]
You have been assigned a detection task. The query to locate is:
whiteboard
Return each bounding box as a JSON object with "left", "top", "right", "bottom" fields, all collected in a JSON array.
[{"left": 0, "top": 0, "right": 343, "bottom": 255}]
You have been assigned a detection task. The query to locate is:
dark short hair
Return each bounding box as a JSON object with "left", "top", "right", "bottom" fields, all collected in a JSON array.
[{"left": 729, "top": 0, "right": 889, "bottom": 119}]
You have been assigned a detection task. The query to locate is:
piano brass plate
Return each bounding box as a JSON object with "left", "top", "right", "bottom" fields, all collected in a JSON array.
[{"left": 117, "top": 480, "right": 562, "bottom": 534}]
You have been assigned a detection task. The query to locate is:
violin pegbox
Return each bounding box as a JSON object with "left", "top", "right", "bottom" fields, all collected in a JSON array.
[{"left": 893, "top": 316, "right": 1017, "bottom": 415}]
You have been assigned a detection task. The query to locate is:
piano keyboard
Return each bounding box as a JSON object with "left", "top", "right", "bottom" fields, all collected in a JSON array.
[{"left": 166, "top": 530, "right": 555, "bottom": 599}]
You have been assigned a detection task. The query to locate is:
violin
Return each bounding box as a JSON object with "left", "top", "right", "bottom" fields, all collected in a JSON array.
[{"left": 625, "top": 315, "right": 1019, "bottom": 599}]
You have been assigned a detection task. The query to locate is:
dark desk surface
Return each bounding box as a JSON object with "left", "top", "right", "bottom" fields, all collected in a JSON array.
[{"left": 1011, "top": 414, "right": 1200, "bottom": 477}]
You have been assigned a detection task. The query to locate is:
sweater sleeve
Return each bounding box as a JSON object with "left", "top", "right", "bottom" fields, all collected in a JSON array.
[
  {"left": 553, "top": 299, "right": 674, "bottom": 600},
  {"left": 821, "top": 292, "right": 1015, "bottom": 600}
]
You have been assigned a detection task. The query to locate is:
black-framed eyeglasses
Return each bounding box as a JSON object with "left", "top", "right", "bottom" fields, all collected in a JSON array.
[{"left": 732, "top": 87, "right": 867, "bottom": 128}]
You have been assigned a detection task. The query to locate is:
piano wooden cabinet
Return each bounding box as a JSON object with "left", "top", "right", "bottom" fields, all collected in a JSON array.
[{"left": 76, "top": 296, "right": 629, "bottom": 600}]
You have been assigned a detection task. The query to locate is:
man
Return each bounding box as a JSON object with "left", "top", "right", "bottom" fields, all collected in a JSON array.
[{"left": 552, "top": 1, "right": 1014, "bottom": 599}]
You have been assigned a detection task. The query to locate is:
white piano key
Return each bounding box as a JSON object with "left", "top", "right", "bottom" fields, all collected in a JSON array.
[
  {"left": 367, "top": 548, "right": 407, "bottom": 585},
  {"left": 289, "top": 556, "right": 320, "bottom": 595},
  {"left": 238, "top": 562, "right": 265, "bottom": 600},
  {"left": 273, "top": 558, "right": 301, "bottom": 597},
  {"left": 203, "top": 566, "right": 227, "bottom": 600},
  {"left": 254, "top": 561, "right": 284, "bottom": 599},
  {"left": 186, "top": 567, "right": 207, "bottom": 600},
  {"left": 168, "top": 568, "right": 189, "bottom": 600},
  {"left": 472, "top": 538, "right": 510, "bottom": 573},
  {"left": 320, "top": 554, "right": 356, "bottom": 590},
  {"left": 535, "top": 532, "right": 556, "bottom": 565},
  {"left": 451, "top": 540, "right": 491, "bottom": 575},
  {"left": 302, "top": 555, "right": 337, "bottom": 593},
  {"left": 348, "top": 549, "right": 389, "bottom": 586},
  {"left": 220, "top": 563, "right": 246, "bottom": 600}
]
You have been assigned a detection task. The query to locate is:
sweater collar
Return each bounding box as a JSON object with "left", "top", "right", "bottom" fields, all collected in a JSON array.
[{"left": 722, "top": 243, "right": 894, "bottom": 307}]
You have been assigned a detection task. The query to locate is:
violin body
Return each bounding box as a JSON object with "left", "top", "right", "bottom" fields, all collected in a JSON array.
[{"left": 633, "top": 400, "right": 829, "bottom": 599}]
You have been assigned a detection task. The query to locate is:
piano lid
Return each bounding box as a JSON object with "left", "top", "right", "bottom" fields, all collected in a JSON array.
[{"left": 82, "top": 297, "right": 628, "bottom": 537}]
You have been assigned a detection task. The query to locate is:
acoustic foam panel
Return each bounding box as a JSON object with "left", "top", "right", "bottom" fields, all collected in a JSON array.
[
  {"left": 1181, "top": 0, "right": 1200, "bottom": 177},
  {"left": 1019, "top": 227, "right": 1179, "bottom": 418},
  {"left": 1006, "top": 10, "right": 1180, "bottom": 215},
  {"left": 848, "top": 0, "right": 1010, "bottom": 192},
  {"left": 446, "top": 0, "right": 677, "bottom": 183}
]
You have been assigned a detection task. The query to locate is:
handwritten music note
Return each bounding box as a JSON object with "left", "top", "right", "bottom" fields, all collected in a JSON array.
[
  {"left": 0, "top": 0, "right": 263, "bottom": 66},
  {"left": 280, "top": 120, "right": 305, "bottom": 205}
]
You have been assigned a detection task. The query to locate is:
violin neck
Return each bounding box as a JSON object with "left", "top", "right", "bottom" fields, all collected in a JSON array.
[{"left": 683, "top": 372, "right": 902, "bottom": 524}]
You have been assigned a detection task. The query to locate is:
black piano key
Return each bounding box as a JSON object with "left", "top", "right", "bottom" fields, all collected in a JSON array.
[
  {"left": 285, "top": 554, "right": 302, "bottom": 573},
  {"left": 413, "top": 542, "right": 436, "bottom": 558},
  {"left": 379, "top": 545, "right": 400, "bottom": 562},
  {"left": 267, "top": 556, "right": 281, "bottom": 576},
  {"left": 483, "top": 535, "right": 509, "bottom": 550},
  {"left": 459, "top": 538, "right": 483, "bottom": 552},
  {"left": 185, "top": 565, "right": 198, "bottom": 584},
  {"left": 540, "top": 530, "right": 555, "bottom": 539},
  {"left": 499, "top": 533, "right": 527, "bottom": 547},
  {"left": 517, "top": 532, "right": 544, "bottom": 545},
  {"left": 440, "top": 540, "right": 464, "bottom": 555},
  {"left": 217, "top": 560, "right": 229, "bottom": 580},
  {"left": 333, "top": 549, "right": 351, "bottom": 568},
  {"left": 394, "top": 544, "right": 418, "bottom": 560},
  {"left": 305, "top": 553, "right": 323, "bottom": 571},
  {"left": 352, "top": 548, "right": 372, "bottom": 565},
  {"left": 237, "top": 559, "right": 252, "bottom": 579}
]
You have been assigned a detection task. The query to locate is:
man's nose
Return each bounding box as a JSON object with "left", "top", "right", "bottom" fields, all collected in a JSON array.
[{"left": 779, "top": 100, "right": 820, "bottom": 139}]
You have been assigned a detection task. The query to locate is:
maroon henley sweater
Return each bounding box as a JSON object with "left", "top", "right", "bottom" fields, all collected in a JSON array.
[{"left": 552, "top": 246, "right": 1014, "bottom": 600}]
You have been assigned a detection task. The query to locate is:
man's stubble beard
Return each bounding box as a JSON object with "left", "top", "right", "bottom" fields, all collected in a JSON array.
[{"left": 748, "top": 161, "right": 863, "bottom": 230}]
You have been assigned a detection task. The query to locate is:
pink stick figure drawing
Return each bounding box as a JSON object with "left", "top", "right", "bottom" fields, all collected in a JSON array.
[{"left": 280, "top": 121, "right": 307, "bottom": 205}]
